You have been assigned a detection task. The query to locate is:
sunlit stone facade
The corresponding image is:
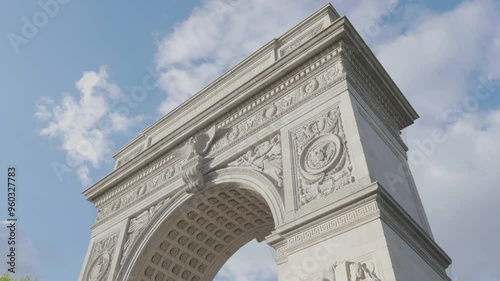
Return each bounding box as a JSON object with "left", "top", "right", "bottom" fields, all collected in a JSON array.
[{"left": 79, "top": 4, "right": 451, "bottom": 281}]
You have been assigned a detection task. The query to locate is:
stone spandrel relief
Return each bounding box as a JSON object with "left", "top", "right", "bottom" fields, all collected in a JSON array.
[
  {"left": 85, "top": 232, "right": 119, "bottom": 281},
  {"left": 228, "top": 135, "right": 283, "bottom": 187},
  {"left": 121, "top": 198, "right": 169, "bottom": 265},
  {"left": 291, "top": 106, "right": 355, "bottom": 207}
]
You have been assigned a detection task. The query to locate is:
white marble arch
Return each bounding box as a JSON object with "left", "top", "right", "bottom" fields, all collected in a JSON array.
[
  {"left": 117, "top": 167, "right": 285, "bottom": 281},
  {"left": 79, "top": 4, "right": 452, "bottom": 281}
]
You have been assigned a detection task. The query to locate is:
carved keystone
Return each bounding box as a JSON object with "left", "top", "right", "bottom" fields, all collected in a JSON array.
[
  {"left": 182, "top": 155, "right": 205, "bottom": 194},
  {"left": 179, "top": 126, "right": 217, "bottom": 194}
]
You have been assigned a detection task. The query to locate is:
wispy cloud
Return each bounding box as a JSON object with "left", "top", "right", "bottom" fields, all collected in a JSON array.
[
  {"left": 215, "top": 240, "right": 277, "bottom": 281},
  {"left": 375, "top": 0, "right": 500, "bottom": 122},
  {"left": 36, "top": 66, "right": 144, "bottom": 185}
]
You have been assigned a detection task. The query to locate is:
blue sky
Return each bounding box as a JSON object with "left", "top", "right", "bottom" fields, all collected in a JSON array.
[{"left": 0, "top": 0, "right": 499, "bottom": 281}]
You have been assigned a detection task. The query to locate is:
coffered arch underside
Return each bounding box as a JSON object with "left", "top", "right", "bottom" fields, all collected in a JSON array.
[{"left": 117, "top": 168, "right": 285, "bottom": 281}]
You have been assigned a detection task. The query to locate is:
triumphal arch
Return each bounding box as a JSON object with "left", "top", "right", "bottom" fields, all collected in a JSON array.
[{"left": 79, "top": 4, "right": 451, "bottom": 281}]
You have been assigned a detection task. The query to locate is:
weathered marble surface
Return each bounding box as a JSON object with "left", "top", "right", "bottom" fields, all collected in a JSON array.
[{"left": 78, "top": 4, "right": 451, "bottom": 281}]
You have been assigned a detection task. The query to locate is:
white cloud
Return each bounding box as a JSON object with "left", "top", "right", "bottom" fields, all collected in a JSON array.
[
  {"left": 408, "top": 109, "right": 500, "bottom": 280},
  {"left": 36, "top": 66, "right": 144, "bottom": 185},
  {"left": 361, "top": 0, "right": 500, "bottom": 279},
  {"left": 375, "top": 0, "right": 500, "bottom": 123},
  {"left": 76, "top": 165, "right": 92, "bottom": 187},
  {"left": 152, "top": 0, "right": 500, "bottom": 280}
]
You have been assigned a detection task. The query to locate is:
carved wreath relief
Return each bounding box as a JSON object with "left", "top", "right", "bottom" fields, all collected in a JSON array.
[
  {"left": 292, "top": 106, "right": 354, "bottom": 207},
  {"left": 228, "top": 135, "right": 283, "bottom": 187},
  {"left": 85, "top": 232, "right": 119, "bottom": 281}
]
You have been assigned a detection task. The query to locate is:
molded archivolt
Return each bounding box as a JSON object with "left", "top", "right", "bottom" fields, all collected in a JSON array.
[{"left": 117, "top": 168, "right": 285, "bottom": 281}]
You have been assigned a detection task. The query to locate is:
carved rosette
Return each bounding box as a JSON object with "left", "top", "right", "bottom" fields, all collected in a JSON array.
[
  {"left": 228, "top": 135, "right": 283, "bottom": 187},
  {"left": 85, "top": 232, "right": 119, "bottom": 281},
  {"left": 291, "top": 106, "right": 354, "bottom": 207}
]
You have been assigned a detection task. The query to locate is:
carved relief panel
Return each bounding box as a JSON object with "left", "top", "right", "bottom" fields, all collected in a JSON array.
[
  {"left": 300, "top": 260, "right": 382, "bottom": 281},
  {"left": 289, "top": 105, "right": 355, "bottom": 209},
  {"left": 83, "top": 232, "right": 119, "bottom": 281},
  {"left": 228, "top": 134, "right": 283, "bottom": 188}
]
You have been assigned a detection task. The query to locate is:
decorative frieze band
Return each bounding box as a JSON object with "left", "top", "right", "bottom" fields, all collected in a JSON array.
[
  {"left": 93, "top": 41, "right": 404, "bottom": 227},
  {"left": 94, "top": 161, "right": 181, "bottom": 224},
  {"left": 341, "top": 44, "right": 406, "bottom": 135},
  {"left": 277, "top": 201, "right": 379, "bottom": 256},
  {"left": 212, "top": 43, "right": 344, "bottom": 133},
  {"left": 95, "top": 153, "right": 177, "bottom": 207},
  {"left": 290, "top": 105, "right": 355, "bottom": 208},
  {"left": 113, "top": 8, "right": 339, "bottom": 165},
  {"left": 93, "top": 43, "right": 346, "bottom": 219},
  {"left": 115, "top": 144, "right": 145, "bottom": 168},
  {"left": 209, "top": 44, "right": 345, "bottom": 157}
]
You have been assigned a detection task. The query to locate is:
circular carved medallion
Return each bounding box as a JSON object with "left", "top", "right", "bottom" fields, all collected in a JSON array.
[
  {"left": 87, "top": 253, "right": 110, "bottom": 281},
  {"left": 303, "top": 78, "right": 319, "bottom": 93},
  {"left": 300, "top": 134, "right": 343, "bottom": 178}
]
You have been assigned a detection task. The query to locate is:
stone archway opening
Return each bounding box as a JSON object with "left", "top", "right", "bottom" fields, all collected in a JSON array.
[
  {"left": 80, "top": 5, "right": 452, "bottom": 281},
  {"left": 128, "top": 184, "right": 276, "bottom": 281}
]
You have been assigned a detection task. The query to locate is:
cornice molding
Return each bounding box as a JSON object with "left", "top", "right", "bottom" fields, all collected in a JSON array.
[
  {"left": 83, "top": 12, "right": 419, "bottom": 213},
  {"left": 377, "top": 185, "right": 452, "bottom": 279},
  {"left": 267, "top": 183, "right": 451, "bottom": 277}
]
